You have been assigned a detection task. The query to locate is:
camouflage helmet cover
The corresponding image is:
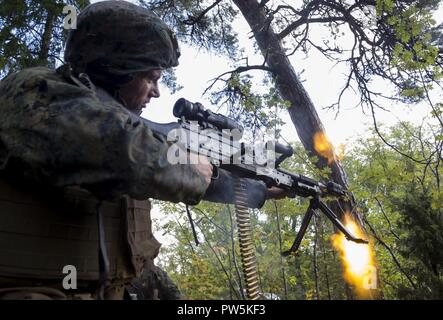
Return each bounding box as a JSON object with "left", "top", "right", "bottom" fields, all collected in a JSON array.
[{"left": 64, "top": 0, "right": 180, "bottom": 78}]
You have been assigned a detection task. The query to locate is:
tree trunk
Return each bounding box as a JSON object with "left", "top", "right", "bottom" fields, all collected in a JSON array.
[
  {"left": 274, "top": 201, "right": 289, "bottom": 300},
  {"left": 232, "top": 0, "right": 362, "bottom": 226},
  {"left": 319, "top": 219, "right": 332, "bottom": 300},
  {"left": 313, "top": 216, "right": 320, "bottom": 300},
  {"left": 38, "top": 8, "right": 55, "bottom": 66},
  {"left": 226, "top": 205, "right": 246, "bottom": 299}
]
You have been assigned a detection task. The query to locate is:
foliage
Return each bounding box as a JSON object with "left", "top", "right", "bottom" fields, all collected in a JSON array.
[
  {"left": 344, "top": 122, "right": 443, "bottom": 299},
  {"left": 0, "top": 0, "right": 89, "bottom": 78},
  {"left": 156, "top": 122, "right": 442, "bottom": 300},
  {"left": 141, "top": 0, "right": 239, "bottom": 58}
]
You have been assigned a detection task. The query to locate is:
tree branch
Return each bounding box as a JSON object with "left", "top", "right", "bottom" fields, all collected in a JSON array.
[
  {"left": 182, "top": 0, "right": 223, "bottom": 25},
  {"left": 278, "top": 16, "right": 346, "bottom": 40},
  {"left": 374, "top": 197, "right": 401, "bottom": 241},
  {"left": 363, "top": 217, "right": 417, "bottom": 289},
  {"left": 204, "top": 64, "right": 274, "bottom": 96}
]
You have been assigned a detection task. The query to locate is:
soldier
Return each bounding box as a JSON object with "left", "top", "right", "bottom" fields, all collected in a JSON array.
[{"left": 0, "top": 1, "right": 284, "bottom": 300}]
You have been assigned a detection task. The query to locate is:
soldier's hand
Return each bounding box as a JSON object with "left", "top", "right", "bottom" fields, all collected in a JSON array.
[
  {"left": 190, "top": 153, "right": 213, "bottom": 189},
  {"left": 266, "top": 186, "right": 294, "bottom": 200}
]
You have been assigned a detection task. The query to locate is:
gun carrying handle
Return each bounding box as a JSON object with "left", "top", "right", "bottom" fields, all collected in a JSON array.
[
  {"left": 275, "top": 142, "right": 293, "bottom": 156},
  {"left": 271, "top": 142, "right": 293, "bottom": 168}
]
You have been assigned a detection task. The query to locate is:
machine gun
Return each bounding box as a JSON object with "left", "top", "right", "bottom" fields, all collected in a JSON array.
[
  {"left": 143, "top": 98, "right": 368, "bottom": 299},
  {"left": 144, "top": 97, "right": 368, "bottom": 252}
]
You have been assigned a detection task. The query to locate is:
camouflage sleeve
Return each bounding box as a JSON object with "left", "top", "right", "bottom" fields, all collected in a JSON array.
[
  {"left": 203, "top": 169, "right": 267, "bottom": 209},
  {"left": 0, "top": 67, "right": 206, "bottom": 204}
]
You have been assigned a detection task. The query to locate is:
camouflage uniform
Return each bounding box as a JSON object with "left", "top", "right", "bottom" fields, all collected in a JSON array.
[
  {"left": 0, "top": 1, "right": 267, "bottom": 299},
  {"left": 0, "top": 65, "right": 208, "bottom": 298},
  {"left": 126, "top": 266, "right": 183, "bottom": 300},
  {"left": 0, "top": 66, "right": 207, "bottom": 204}
]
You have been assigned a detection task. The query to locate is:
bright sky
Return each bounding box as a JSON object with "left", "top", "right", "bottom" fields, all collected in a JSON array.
[
  {"left": 140, "top": 2, "right": 443, "bottom": 149},
  {"left": 88, "top": 1, "right": 443, "bottom": 147}
]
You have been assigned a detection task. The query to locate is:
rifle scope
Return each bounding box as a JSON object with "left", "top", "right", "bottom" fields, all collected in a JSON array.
[{"left": 173, "top": 98, "right": 244, "bottom": 133}]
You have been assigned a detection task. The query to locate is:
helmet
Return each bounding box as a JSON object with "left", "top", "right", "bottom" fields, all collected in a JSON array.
[{"left": 64, "top": 0, "right": 180, "bottom": 86}]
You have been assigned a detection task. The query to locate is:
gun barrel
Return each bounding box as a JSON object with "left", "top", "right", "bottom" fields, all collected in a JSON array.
[
  {"left": 326, "top": 181, "right": 346, "bottom": 197},
  {"left": 317, "top": 200, "right": 368, "bottom": 244}
]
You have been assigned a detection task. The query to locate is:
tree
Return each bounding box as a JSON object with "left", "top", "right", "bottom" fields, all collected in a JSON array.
[
  {"left": 0, "top": 0, "right": 89, "bottom": 78},
  {"left": 344, "top": 122, "right": 443, "bottom": 299},
  {"left": 144, "top": 0, "right": 442, "bottom": 229}
]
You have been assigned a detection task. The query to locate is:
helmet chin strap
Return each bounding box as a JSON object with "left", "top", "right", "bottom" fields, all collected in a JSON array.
[
  {"left": 115, "top": 89, "right": 144, "bottom": 115},
  {"left": 114, "top": 89, "right": 128, "bottom": 107}
]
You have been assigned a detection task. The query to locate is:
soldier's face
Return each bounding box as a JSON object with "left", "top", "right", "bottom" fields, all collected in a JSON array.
[{"left": 119, "top": 69, "right": 162, "bottom": 115}]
